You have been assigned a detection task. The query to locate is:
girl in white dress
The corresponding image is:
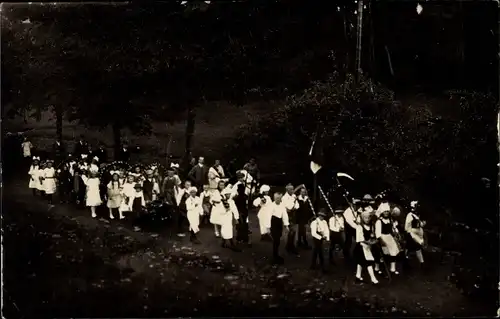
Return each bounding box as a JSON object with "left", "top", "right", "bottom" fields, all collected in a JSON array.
[
  {"left": 209, "top": 180, "right": 227, "bottom": 237},
  {"left": 375, "top": 202, "right": 401, "bottom": 275},
  {"left": 28, "top": 156, "right": 41, "bottom": 196},
  {"left": 253, "top": 184, "right": 272, "bottom": 241},
  {"left": 41, "top": 160, "right": 57, "bottom": 205},
  {"left": 119, "top": 175, "right": 136, "bottom": 218},
  {"left": 38, "top": 161, "right": 47, "bottom": 196},
  {"left": 82, "top": 170, "right": 102, "bottom": 218},
  {"left": 107, "top": 173, "right": 123, "bottom": 219}
]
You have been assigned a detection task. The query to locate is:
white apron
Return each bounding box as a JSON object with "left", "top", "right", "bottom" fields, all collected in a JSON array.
[{"left": 380, "top": 234, "right": 400, "bottom": 256}]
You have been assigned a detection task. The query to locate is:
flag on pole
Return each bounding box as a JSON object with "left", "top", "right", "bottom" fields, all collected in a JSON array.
[{"left": 309, "top": 129, "right": 325, "bottom": 174}]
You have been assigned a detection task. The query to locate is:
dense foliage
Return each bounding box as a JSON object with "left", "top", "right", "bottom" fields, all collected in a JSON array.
[{"left": 229, "top": 72, "right": 497, "bottom": 225}]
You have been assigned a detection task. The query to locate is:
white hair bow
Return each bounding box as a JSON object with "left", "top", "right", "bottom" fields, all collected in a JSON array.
[
  {"left": 93, "top": 156, "right": 99, "bottom": 161},
  {"left": 32, "top": 156, "right": 40, "bottom": 160},
  {"left": 81, "top": 154, "right": 88, "bottom": 159},
  {"left": 410, "top": 200, "right": 419, "bottom": 208},
  {"left": 170, "top": 163, "right": 180, "bottom": 168}
]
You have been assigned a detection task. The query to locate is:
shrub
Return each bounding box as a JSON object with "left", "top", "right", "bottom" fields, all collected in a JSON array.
[{"left": 227, "top": 72, "right": 497, "bottom": 225}]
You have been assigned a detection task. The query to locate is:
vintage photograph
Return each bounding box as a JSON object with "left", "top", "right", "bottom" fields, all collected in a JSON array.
[{"left": 2, "top": 1, "right": 498, "bottom": 317}]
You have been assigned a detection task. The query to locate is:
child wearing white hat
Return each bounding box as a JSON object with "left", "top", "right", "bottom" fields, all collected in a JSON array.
[
  {"left": 186, "top": 186, "right": 203, "bottom": 244},
  {"left": 253, "top": 184, "right": 272, "bottom": 241}
]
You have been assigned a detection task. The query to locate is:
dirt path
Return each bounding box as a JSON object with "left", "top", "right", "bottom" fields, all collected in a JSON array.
[{"left": 3, "top": 177, "right": 492, "bottom": 317}]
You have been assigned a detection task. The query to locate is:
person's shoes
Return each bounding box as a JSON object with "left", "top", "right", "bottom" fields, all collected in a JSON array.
[
  {"left": 355, "top": 276, "right": 364, "bottom": 283},
  {"left": 109, "top": 214, "right": 115, "bottom": 220}
]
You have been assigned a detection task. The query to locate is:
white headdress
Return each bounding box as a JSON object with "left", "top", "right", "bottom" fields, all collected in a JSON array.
[
  {"left": 93, "top": 156, "right": 99, "bottom": 161},
  {"left": 378, "top": 202, "right": 391, "bottom": 214},
  {"left": 188, "top": 186, "right": 198, "bottom": 193},
  {"left": 259, "top": 184, "right": 270, "bottom": 194},
  {"left": 32, "top": 156, "right": 40, "bottom": 160}
]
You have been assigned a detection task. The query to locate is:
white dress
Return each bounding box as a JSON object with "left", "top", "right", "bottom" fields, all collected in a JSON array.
[
  {"left": 186, "top": 196, "right": 204, "bottom": 233},
  {"left": 107, "top": 181, "right": 123, "bottom": 209},
  {"left": 42, "top": 167, "right": 57, "bottom": 194},
  {"left": 220, "top": 200, "right": 239, "bottom": 239},
  {"left": 28, "top": 165, "right": 42, "bottom": 189},
  {"left": 209, "top": 191, "right": 224, "bottom": 225},
  {"left": 82, "top": 176, "right": 102, "bottom": 207},
  {"left": 254, "top": 195, "right": 272, "bottom": 234},
  {"left": 119, "top": 183, "right": 135, "bottom": 212}
]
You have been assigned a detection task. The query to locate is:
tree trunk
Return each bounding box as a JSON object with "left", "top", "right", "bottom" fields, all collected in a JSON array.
[
  {"left": 184, "top": 104, "right": 196, "bottom": 165},
  {"left": 112, "top": 121, "right": 122, "bottom": 160},
  {"left": 55, "top": 105, "right": 63, "bottom": 142}
]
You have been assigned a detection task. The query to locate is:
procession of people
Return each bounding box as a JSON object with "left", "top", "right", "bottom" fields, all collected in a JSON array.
[{"left": 25, "top": 136, "right": 428, "bottom": 284}]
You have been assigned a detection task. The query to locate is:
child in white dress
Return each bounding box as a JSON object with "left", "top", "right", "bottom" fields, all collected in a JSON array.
[
  {"left": 82, "top": 170, "right": 102, "bottom": 218},
  {"left": 186, "top": 187, "right": 204, "bottom": 244},
  {"left": 41, "top": 160, "right": 57, "bottom": 205},
  {"left": 253, "top": 184, "right": 272, "bottom": 241},
  {"left": 107, "top": 173, "right": 123, "bottom": 219},
  {"left": 119, "top": 175, "right": 136, "bottom": 218},
  {"left": 28, "top": 156, "right": 41, "bottom": 196}
]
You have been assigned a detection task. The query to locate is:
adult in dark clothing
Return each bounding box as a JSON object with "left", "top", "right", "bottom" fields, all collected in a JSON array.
[
  {"left": 84, "top": 144, "right": 93, "bottom": 161},
  {"left": 94, "top": 143, "right": 108, "bottom": 163},
  {"left": 117, "top": 143, "right": 131, "bottom": 162},
  {"left": 234, "top": 183, "right": 249, "bottom": 245},
  {"left": 73, "top": 136, "right": 87, "bottom": 158},
  {"left": 270, "top": 192, "right": 290, "bottom": 264},
  {"left": 142, "top": 170, "right": 158, "bottom": 203},
  {"left": 177, "top": 181, "right": 192, "bottom": 234},
  {"left": 52, "top": 140, "right": 66, "bottom": 165},
  {"left": 243, "top": 158, "right": 260, "bottom": 181},
  {"left": 187, "top": 157, "right": 209, "bottom": 191},
  {"left": 296, "top": 187, "right": 313, "bottom": 248},
  {"left": 57, "top": 165, "right": 72, "bottom": 204},
  {"left": 72, "top": 169, "right": 86, "bottom": 207}
]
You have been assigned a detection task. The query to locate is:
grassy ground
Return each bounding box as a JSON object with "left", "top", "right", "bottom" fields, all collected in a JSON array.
[{"left": 3, "top": 172, "right": 492, "bottom": 317}]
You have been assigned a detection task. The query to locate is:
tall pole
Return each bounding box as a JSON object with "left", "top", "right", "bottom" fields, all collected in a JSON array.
[
  {"left": 313, "top": 174, "right": 318, "bottom": 209},
  {"left": 355, "top": 0, "right": 364, "bottom": 82}
]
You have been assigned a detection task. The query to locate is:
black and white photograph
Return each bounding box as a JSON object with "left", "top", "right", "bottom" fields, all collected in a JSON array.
[{"left": 1, "top": 1, "right": 498, "bottom": 317}]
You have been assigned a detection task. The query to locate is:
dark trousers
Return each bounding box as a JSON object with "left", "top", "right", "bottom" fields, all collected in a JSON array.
[
  {"left": 237, "top": 214, "right": 249, "bottom": 242},
  {"left": 329, "top": 231, "right": 346, "bottom": 260},
  {"left": 286, "top": 224, "right": 297, "bottom": 252},
  {"left": 297, "top": 223, "right": 308, "bottom": 246},
  {"left": 46, "top": 193, "right": 53, "bottom": 204},
  {"left": 311, "top": 238, "right": 325, "bottom": 268},
  {"left": 344, "top": 225, "right": 356, "bottom": 260},
  {"left": 175, "top": 207, "right": 186, "bottom": 231},
  {"left": 270, "top": 216, "right": 283, "bottom": 259},
  {"left": 59, "top": 185, "right": 71, "bottom": 203}
]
